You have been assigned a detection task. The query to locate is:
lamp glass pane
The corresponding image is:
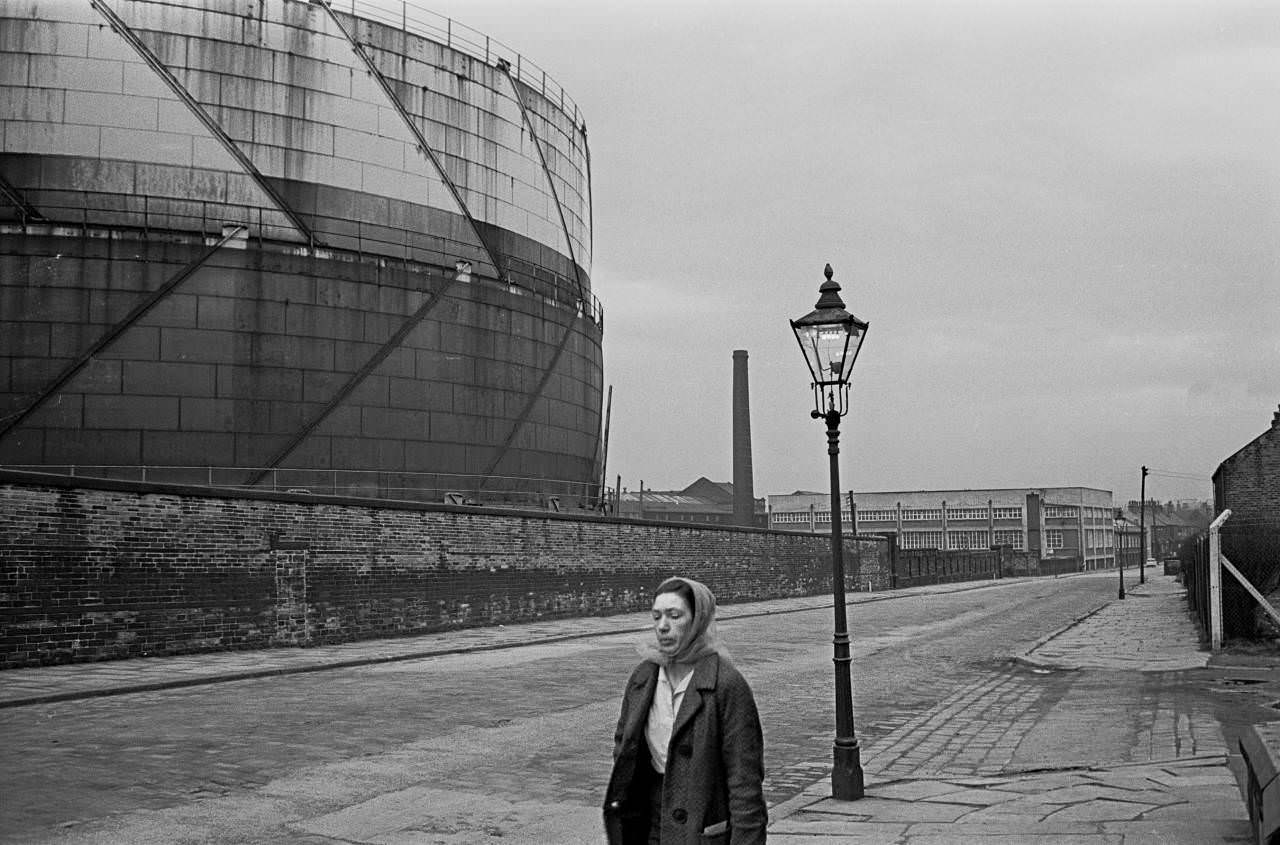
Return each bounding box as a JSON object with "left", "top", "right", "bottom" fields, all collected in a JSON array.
[
  {"left": 797, "top": 322, "right": 853, "bottom": 385},
  {"left": 840, "top": 326, "right": 865, "bottom": 381}
]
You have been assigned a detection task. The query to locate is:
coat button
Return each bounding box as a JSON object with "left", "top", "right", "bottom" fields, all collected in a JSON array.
[
  {"left": 672, "top": 808, "right": 687, "bottom": 823},
  {"left": 609, "top": 800, "right": 621, "bottom": 810}
]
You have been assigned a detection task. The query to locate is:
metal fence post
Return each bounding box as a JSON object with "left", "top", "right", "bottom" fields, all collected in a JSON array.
[
  {"left": 1208, "top": 509, "right": 1231, "bottom": 651},
  {"left": 888, "top": 535, "right": 898, "bottom": 590}
]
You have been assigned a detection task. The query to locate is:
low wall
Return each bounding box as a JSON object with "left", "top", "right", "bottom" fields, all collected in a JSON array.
[
  {"left": 889, "top": 545, "right": 1046, "bottom": 588},
  {"left": 0, "top": 472, "right": 890, "bottom": 668}
]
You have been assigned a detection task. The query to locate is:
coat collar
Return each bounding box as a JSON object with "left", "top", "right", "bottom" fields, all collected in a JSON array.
[
  {"left": 632, "top": 652, "right": 720, "bottom": 690},
  {"left": 624, "top": 653, "right": 722, "bottom": 741},
  {"left": 621, "top": 664, "right": 658, "bottom": 743},
  {"left": 671, "top": 653, "right": 719, "bottom": 739},
  {"left": 689, "top": 651, "right": 721, "bottom": 690}
]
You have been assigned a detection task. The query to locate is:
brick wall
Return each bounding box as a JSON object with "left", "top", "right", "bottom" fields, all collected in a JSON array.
[
  {"left": 1202, "top": 410, "right": 1280, "bottom": 639},
  {"left": 1214, "top": 413, "right": 1280, "bottom": 528},
  {"left": 888, "top": 545, "right": 1047, "bottom": 588},
  {"left": 0, "top": 472, "right": 890, "bottom": 668}
]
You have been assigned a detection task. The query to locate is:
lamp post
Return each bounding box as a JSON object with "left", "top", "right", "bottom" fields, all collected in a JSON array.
[
  {"left": 790, "top": 263, "right": 869, "bottom": 801},
  {"left": 1115, "top": 508, "right": 1126, "bottom": 600}
]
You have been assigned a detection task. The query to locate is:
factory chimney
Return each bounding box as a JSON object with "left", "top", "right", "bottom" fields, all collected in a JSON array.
[{"left": 732, "top": 350, "right": 756, "bottom": 527}]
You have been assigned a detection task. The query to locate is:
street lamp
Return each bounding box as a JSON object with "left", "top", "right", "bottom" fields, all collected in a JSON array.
[
  {"left": 790, "top": 263, "right": 869, "bottom": 801},
  {"left": 1115, "top": 509, "right": 1126, "bottom": 600}
]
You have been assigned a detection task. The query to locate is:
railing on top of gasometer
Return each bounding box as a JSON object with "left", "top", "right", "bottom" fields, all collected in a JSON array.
[
  {"left": 0, "top": 464, "right": 609, "bottom": 513},
  {"left": 334, "top": 0, "right": 586, "bottom": 132}
]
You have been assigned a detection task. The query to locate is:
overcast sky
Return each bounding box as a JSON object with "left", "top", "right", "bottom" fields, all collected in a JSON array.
[{"left": 431, "top": 0, "right": 1278, "bottom": 504}]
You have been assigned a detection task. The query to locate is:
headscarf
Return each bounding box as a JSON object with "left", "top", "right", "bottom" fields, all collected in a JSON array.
[{"left": 637, "top": 576, "right": 731, "bottom": 666}]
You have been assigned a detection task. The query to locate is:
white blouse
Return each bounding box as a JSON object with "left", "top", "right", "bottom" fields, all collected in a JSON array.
[{"left": 645, "top": 665, "right": 693, "bottom": 773}]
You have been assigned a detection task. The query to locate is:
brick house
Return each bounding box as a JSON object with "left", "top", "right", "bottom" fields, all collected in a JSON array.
[
  {"left": 1150, "top": 510, "right": 1199, "bottom": 560},
  {"left": 1211, "top": 403, "right": 1280, "bottom": 634},
  {"left": 1213, "top": 403, "right": 1280, "bottom": 525}
]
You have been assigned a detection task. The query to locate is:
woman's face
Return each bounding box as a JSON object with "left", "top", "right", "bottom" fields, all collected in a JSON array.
[{"left": 652, "top": 592, "right": 693, "bottom": 657}]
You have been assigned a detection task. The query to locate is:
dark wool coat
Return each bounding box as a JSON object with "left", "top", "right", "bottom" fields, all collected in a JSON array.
[{"left": 603, "top": 653, "right": 767, "bottom": 845}]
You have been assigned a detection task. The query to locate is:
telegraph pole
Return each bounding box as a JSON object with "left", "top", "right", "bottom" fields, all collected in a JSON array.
[{"left": 1139, "top": 466, "right": 1148, "bottom": 584}]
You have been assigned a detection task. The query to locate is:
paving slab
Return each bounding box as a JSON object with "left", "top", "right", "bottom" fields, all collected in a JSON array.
[
  {"left": 800, "top": 797, "right": 974, "bottom": 822},
  {"left": 773, "top": 761, "right": 1250, "bottom": 842},
  {"left": 869, "top": 779, "right": 967, "bottom": 801},
  {"left": 905, "top": 835, "right": 1124, "bottom": 845},
  {"left": 771, "top": 829, "right": 909, "bottom": 845}
]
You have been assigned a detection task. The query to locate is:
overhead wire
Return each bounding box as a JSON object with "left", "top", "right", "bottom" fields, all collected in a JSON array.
[{"left": 1145, "top": 468, "right": 1210, "bottom": 481}]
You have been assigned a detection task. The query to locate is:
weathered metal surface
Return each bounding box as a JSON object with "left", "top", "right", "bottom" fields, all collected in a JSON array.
[{"left": 0, "top": 0, "right": 603, "bottom": 495}]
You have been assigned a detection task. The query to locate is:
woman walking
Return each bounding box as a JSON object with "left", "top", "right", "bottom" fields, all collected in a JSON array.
[{"left": 603, "top": 577, "right": 767, "bottom": 844}]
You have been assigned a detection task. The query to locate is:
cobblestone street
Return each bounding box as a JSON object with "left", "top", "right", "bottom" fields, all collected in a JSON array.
[{"left": 1, "top": 571, "right": 1266, "bottom": 844}]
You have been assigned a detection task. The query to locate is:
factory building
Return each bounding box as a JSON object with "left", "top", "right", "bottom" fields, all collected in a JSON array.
[{"left": 769, "top": 487, "right": 1117, "bottom": 569}]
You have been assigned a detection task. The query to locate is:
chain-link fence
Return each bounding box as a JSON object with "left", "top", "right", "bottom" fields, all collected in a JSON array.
[{"left": 1184, "top": 520, "right": 1280, "bottom": 641}]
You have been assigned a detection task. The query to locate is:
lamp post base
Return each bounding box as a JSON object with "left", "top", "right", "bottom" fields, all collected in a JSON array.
[{"left": 832, "top": 741, "right": 865, "bottom": 801}]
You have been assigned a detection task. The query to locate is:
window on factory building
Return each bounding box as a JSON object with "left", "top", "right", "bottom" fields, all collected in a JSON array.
[
  {"left": 947, "top": 530, "right": 990, "bottom": 549},
  {"left": 901, "top": 531, "right": 944, "bottom": 549},
  {"left": 1046, "top": 529, "right": 1065, "bottom": 549},
  {"left": 902, "top": 509, "right": 943, "bottom": 521},
  {"left": 993, "top": 507, "right": 1023, "bottom": 520},
  {"left": 947, "top": 508, "right": 989, "bottom": 521},
  {"left": 993, "top": 530, "right": 1024, "bottom": 549}
]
